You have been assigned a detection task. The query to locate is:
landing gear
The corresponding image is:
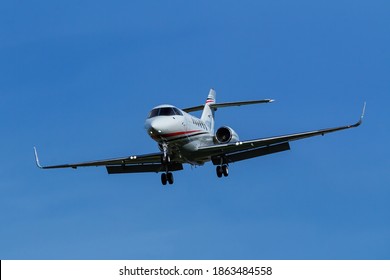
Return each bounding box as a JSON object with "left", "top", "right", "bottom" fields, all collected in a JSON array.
[
  {"left": 167, "top": 172, "right": 174, "bottom": 184},
  {"left": 162, "top": 154, "right": 171, "bottom": 164},
  {"left": 216, "top": 165, "right": 229, "bottom": 178},
  {"left": 161, "top": 173, "right": 167, "bottom": 185},
  {"left": 161, "top": 172, "right": 174, "bottom": 185},
  {"left": 222, "top": 165, "right": 229, "bottom": 177},
  {"left": 161, "top": 143, "right": 170, "bottom": 164},
  {"left": 216, "top": 166, "right": 222, "bottom": 177},
  {"left": 160, "top": 142, "right": 174, "bottom": 185}
]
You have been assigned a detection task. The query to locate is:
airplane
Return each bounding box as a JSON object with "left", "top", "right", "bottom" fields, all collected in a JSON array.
[{"left": 34, "top": 89, "right": 365, "bottom": 185}]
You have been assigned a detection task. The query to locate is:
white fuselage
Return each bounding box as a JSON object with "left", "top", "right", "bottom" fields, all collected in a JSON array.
[{"left": 144, "top": 105, "right": 215, "bottom": 165}]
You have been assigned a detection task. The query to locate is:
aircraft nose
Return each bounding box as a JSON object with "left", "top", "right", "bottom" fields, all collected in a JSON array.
[
  {"left": 146, "top": 118, "right": 164, "bottom": 136},
  {"left": 152, "top": 119, "right": 164, "bottom": 133}
]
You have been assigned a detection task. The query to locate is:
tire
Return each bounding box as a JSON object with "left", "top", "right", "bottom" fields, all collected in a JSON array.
[
  {"left": 216, "top": 166, "right": 223, "bottom": 178},
  {"left": 161, "top": 173, "right": 167, "bottom": 185},
  {"left": 222, "top": 165, "right": 229, "bottom": 177},
  {"left": 167, "top": 172, "right": 174, "bottom": 185}
]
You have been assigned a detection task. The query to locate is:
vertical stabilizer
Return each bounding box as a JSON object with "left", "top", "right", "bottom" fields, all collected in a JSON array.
[{"left": 201, "top": 88, "right": 216, "bottom": 133}]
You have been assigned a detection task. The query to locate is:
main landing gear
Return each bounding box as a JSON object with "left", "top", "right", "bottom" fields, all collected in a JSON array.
[
  {"left": 161, "top": 172, "right": 174, "bottom": 185},
  {"left": 216, "top": 165, "right": 229, "bottom": 178}
]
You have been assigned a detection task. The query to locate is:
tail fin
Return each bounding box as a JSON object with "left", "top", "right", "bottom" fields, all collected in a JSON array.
[{"left": 201, "top": 88, "right": 216, "bottom": 133}]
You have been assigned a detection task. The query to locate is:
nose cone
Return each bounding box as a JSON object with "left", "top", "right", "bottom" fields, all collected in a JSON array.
[
  {"left": 145, "top": 113, "right": 183, "bottom": 142},
  {"left": 145, "top": 118, "right": 165, "bottom": 139},
  {"left": 150, "top": 119, "right": 164, "bottom": 133}
]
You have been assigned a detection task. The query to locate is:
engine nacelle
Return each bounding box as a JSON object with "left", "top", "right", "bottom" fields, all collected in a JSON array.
[{"left": 215, "top": 126, "right": 240, "bottom": 144}]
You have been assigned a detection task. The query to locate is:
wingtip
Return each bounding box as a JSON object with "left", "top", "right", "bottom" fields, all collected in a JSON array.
[
  {"left": 351, "top": 102, "right": 366, "bottom": 128},
  {"left": 361, "top": 101, "right": 366, "bottom": 120},
  {"left": 33, "top": 146, "right": 43, "bottom": 168}
]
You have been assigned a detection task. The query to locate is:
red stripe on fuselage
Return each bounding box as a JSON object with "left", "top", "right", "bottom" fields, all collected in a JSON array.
[{"left": 160, "top": 130, "right": 202, "bottom": 138}]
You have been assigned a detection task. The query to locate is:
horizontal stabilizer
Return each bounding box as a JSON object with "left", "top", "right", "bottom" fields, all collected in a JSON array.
[
  {"left": 211, "top": 99, "right": 274, "bottom": 109},
  {"left": 183, "top": 99, "right": 274, "bottom": 113}
]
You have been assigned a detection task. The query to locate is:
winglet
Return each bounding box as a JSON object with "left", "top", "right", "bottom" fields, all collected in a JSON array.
[
  {"left": 33, "top": 147, "right": 43, "bottom": 168},
  {"left": 351, "top": 102, "right": 366, "bottom": 127},
  {"left": 361, "top": 101, "right": 366, "bottom": 121}
]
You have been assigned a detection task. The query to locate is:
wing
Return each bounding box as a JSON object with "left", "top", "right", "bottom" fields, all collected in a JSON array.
[
  {"left": 34, "top": 148, "right": 183, "bottom": 173},
  {"left": 196, "top": 103, "right": 366, "bottom": 164},
  {"left": 183, "top": 99, "right": 274, "bottom": 113}
]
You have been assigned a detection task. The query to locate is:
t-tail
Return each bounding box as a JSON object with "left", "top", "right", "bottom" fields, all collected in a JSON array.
[
  {"left": 183, "top": 88, "right": 274, "bottom": 133},
  {"left": 201, "top": 88, "right": 216, "bottom": 133}
]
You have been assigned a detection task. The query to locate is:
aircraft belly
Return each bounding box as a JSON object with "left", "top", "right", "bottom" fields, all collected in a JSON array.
[{"left": 179, "top": 135, "right": 214, "bottom": 165}]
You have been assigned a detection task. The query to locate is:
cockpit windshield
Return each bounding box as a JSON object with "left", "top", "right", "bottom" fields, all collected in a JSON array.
[{"left": 148, "top": 107, "right": 183, "bottom": 118}]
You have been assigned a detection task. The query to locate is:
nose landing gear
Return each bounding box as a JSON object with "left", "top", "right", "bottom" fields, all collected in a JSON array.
[
  {"left": 160, "top": 142, "right": 174, "bottom": 185},
  {"left": 161, "top": 143, "right": 171, "bottom": 164}
]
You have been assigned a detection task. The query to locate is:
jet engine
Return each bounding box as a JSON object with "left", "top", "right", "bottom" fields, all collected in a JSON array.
[{"left": 215, "top": 126, "right": 240, "bottom": 144}]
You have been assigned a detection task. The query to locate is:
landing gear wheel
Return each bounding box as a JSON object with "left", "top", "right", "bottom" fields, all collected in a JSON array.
[
  {"left": 161, "top": 173, "right": 167, "bottom": 185},
  {"left": 222, "top": 165, "right": 229, "bottom": 177},
  {"left": 216, "top": 166, "right": 223, "bottom": 178},
  {"left": 167, "top": 172, "right": 174, "bottom": 184}
]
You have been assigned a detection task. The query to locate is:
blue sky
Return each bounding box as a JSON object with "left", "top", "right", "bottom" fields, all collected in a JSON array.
[{"left": 1, "top": 0, "right": 389, "bottom": 259}]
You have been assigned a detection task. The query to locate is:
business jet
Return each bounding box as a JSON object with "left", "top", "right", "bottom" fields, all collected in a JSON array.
[{"left": 34, "top": 89, "right": 365, "bottom": 185}]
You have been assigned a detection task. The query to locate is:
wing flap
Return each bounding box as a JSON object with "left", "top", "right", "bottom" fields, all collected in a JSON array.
[
  {"left": 211, "top": 142, "right": 290, "bottom": 164},
  {"left": 106, "top": 163, "right": 183, "bottom": 174}
]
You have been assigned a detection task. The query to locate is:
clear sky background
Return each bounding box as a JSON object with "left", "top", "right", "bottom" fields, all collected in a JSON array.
[{"left": 1, "top": 0, "right": 389, "bottom": 259}]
